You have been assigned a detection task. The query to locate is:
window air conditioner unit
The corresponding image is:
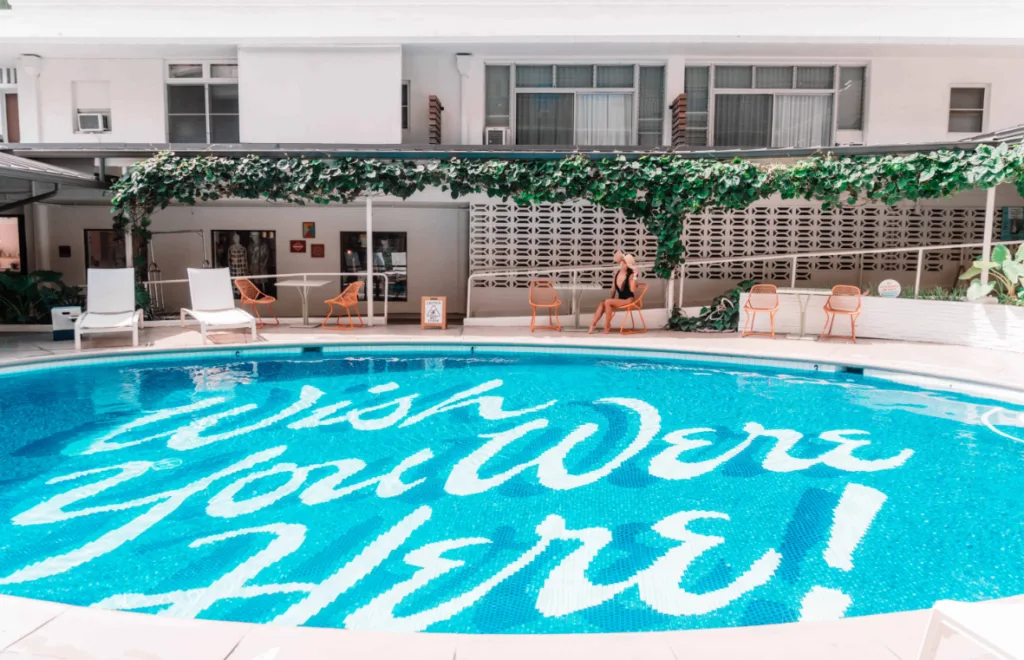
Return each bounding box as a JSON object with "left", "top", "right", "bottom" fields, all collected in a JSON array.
[
  {"left": 485, "top": 127, "right": 510, "bottom": 146},
  {"left": 77, "top": 112, "right": 111, "bottom": 133}
]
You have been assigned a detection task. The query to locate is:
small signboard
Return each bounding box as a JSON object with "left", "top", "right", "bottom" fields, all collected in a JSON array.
[
  {"left": 877, "top": 279, "right": 902, "bottom": 298},
  {"left": 290, "top": 240, "right": 307, "bottom": 253},
  {"left": 421, "top": 296, "right": 447, "bottom": 330}
]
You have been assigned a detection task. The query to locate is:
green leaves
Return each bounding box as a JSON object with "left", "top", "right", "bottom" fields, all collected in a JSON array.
[
  {"left": 109, "top": 146, "right": 1024, "bottom": 281},
  {"left": 0, "top": 271, "right": 85, "bottom": 324},
  {"left": 966, "top": 279, "right": 996, "bottom": 301}
]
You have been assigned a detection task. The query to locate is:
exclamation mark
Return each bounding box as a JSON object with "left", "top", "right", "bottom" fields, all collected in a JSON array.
[{"left": 799, "top": 483, "right": 887, "bottom": 622}]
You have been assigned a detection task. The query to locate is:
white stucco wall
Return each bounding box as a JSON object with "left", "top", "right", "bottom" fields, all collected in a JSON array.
[
  {"left": 865, "top": 56, "right": 1024, "bottom": 144},
  {"left": 238, "top": 46, "right": 403, "bottom": 143},
  {"left": 35, "top": 58, "right": 167, "bottom": 142},
  {"left": 18, "top": 48, "right": 1024, "bottom": 148},
  {"left": 402, "top": 48, "right": 462, "bottom": 145},
  {"left": 40, "top": 203, "right": 470, "bottom": 319}
]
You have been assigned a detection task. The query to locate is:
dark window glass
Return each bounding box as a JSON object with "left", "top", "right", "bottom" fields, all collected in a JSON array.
[
  {"left": 209, "top": 84, "right": 238, "bottom": 113},
  {"left": 167, "top": 85, "right": 206, "bottom": 114}
]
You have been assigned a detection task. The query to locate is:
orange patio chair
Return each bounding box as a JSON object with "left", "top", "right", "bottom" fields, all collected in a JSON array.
[
  {"left": 820, "top": 285, "right": 862, "bottom": 342},
  {"left": 742, "top": 283, "right": 780, "bottom": 338},
  {"left": 620, "top": 282, "right": 649, "bottom": 335},
  {"left": 529, "top": 280, "right": 562, "bottom": 332},
  {"left": 322, "top": 280, "right": 364, "bottom": 330},
  {"left": 235, "top": 278, "right": 279, "bottom": 328}
]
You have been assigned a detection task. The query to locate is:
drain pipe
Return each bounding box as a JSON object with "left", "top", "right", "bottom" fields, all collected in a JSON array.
[{"left": 0, "top": 183, "right": 58, "bottom": 214}]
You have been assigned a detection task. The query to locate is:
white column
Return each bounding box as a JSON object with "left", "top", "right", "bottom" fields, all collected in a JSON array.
[
  {"left": 981, "top": 185, "right": 997, "bottom": 287},
  {"left": 15, "top": 54, "right": 43, "bottom": 142},
  {"left": 455, "top": 53, "right": 473, "bottom": 145},
  {"left": 365, "top": 196, "right": 374, "bottom": 326},
  {"left": 33, "top": 204, "right": 51, "bottom": 271}
]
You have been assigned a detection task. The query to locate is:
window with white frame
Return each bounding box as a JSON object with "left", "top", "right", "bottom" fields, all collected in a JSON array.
[
  {"left": 401, "top": 80, "right": 410, "bottom": 131},
  {"left": 166, "top": 62, "right": 239, "bottom": 143},
  {"left": 948, "top": 86, "right": 986, "bottom": 133},
  {"left": 683, "top": 65, "right": 866, "bottom": 148},
  {"left": 484, "top": 64, "right": 665, "bottom": 146}
]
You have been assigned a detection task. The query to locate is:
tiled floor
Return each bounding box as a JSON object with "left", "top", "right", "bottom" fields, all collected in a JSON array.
[{"left": 0, "top": 324, "right": 1019, "bottom": 659}]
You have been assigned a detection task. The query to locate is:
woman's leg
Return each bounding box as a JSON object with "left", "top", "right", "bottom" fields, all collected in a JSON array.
[
  {"left": 588, "top": 299, "right": 612, "bottom": 333},
  {"left": 602, "top": 299, "right": 633, "bottom": 333}
]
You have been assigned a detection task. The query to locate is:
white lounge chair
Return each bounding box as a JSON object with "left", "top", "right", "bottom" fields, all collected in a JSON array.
[
  {"left": 918, "top": 599, "right": 1024, "bottom": 660},
  {"left": 180, "top": 268, "right": 257, "bottom": 344},
  {"left": 74, "top": 268, "right": 143, "bottom": 351}
]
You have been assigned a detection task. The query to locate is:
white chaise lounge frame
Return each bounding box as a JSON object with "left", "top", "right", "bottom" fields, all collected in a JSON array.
[
  {"left": 918, "top": 599, "right": 1024, "bottom": 660},
  {"left": 74, "top": 268, "right": 143, "bottom": 351},
  {"left": 180, "top": 268, "right": 257, "bottom": 344}
]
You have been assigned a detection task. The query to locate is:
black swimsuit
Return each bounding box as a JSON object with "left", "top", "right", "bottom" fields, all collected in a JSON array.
[{"left": 613, "top": 267, "right": 634, "bottom": 300}]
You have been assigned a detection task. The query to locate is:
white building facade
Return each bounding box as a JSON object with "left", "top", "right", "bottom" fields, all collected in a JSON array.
[{"left": 2, "top": 0, "right": 1024, "bottom": 320}]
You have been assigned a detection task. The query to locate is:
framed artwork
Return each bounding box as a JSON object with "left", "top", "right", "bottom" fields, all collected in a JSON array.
[
  {"left": 211, "top": 230, "right": 277, "bottom": 298},
  {"left": 311, "top": 243, "right": 325, "bottom": 258},
  {"left": 290, "top": 240, "right": 307, "bottom": 253},
  {"left": 302, "top": 222, "right": 316, "bottom": 239},
  {"left": 1001, "top": 207, "right": 1024, "bottom": 241},
  {"left": 421, "top": 296, "right": 447, "bottom": 329}
]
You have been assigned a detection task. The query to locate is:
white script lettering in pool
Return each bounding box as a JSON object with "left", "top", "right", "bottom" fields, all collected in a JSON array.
[{"left": 2, "top": 379, "right": 912, "bottom": 629}]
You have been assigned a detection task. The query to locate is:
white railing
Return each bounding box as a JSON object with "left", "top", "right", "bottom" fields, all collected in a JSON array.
[
  {"left": 141, "top": 271, "right": 398, "bottom": 322},
  {"left": 465, "top": 239, "right": 1024, "bottom": 317},
  {"left": 675, "top": 239, "right": 1024, "bottom": 305},
  {"left": 465, "top": 261, "right": 657, "bottom": 319}
]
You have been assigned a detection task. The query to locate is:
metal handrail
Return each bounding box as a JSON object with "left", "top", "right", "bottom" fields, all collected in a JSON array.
[
  {"left": 465, "top": 239, "right": 1024, "bottom": 317},
  {"left": 140, "top": 270, "right": 401, "bottom": 323}
]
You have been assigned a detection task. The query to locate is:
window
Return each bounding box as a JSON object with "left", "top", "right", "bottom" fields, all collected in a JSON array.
[
  {"left": 485, "top": 63, "right": 665, "bottom": 146},
  {"left": 837, "top": 67, "right": 865, "bottom": 130},
  {"left": 684, "top": 65, "right": 866, "bottom": 148},
  {"left": 84, "top": 229, "right": 148, "bottom": 271},
  {"left": 340, "top": 231, "right": 408, "bottom": 302},
  {"left": 0, "top": 216, "right": 25, "bottom": 274},
  {"left": 949, "top": 87, "right": 986, "bottom": 133},
  {"left": 166, "top": 62, "right": 239, "bottom": 143},
  {"left": 401, "top": 81, "right": 410, "bottom": 131}
]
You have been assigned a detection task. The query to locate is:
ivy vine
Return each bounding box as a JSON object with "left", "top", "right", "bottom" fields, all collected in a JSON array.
[{"left": 110, "top": 144, "right": 1024, "bottom": 278}]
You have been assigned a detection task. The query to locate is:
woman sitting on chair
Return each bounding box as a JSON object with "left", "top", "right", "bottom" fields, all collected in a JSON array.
[{"left": 588, "top": 252, "right": 638, "bottom": 334}]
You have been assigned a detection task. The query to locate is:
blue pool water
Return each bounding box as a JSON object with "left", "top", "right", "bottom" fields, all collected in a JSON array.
[{"left": 0, "top": 345, "right": 1022, "bottom": 634}]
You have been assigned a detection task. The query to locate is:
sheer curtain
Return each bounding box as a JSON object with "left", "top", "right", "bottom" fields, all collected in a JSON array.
[
  {"left": 713, "top": 94, "right": 772, "bottom": 147},
  {"left": 516, "top": 93, "right": 574, "bottom": 145},
  {"left": 772, "top": 95, "right": 833, "bottom": 147},
  {"left": 576, "top": 93, "right": 632, "bottom": 145}
]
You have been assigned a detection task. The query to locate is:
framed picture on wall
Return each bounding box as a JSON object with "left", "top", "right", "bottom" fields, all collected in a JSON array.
[
  {"left": 311, "top": 243, "right": 325, "bottom": 258},
  {"left": 1001, "top": 207, "right": 1024, "bottom": 241},
  {"left": 210, "top": 230, "right": 277, "bottom": 298},
  {"left": 302, "top": 222, "right": 316, "bottom": 239},
  {"left": 340, "top": 231, "right": 408, "bottom": 302}
]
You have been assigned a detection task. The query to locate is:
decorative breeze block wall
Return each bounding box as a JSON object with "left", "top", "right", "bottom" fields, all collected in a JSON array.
[
  {"left": 470, "top": 202, "right": 657, "bottom": 288},
  {"left": 470, "top": 201, "right": 990, "bottom": 288}
]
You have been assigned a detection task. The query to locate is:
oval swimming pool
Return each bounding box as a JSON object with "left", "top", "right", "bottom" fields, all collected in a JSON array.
[{"left": 0, "top": 345, "right": 1022, "bottom": 634}]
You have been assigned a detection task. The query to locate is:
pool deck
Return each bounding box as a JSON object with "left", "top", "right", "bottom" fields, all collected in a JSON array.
[{"left": 0, "top": 323, "right": 1021, "bottom": 660}]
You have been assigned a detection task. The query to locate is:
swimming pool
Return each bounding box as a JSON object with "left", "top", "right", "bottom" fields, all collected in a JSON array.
[{"left": 0, "top": 344, "right": 1021, "bottom": 634}]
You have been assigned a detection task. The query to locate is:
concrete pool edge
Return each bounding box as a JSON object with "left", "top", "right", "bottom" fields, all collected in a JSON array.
[
  {"left": 1, "top": 330, "right": 1021, "bottom": 659},
  {"left": 0, "top": 591, "right": 941, "bottom": 660},
  {"left": 2, "top": 331, "right": 1024, "bottom": 401}
]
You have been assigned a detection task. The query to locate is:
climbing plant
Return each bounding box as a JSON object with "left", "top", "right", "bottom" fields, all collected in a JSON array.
[
  {"left": 667, "top": 281, "right": 756, "bottom": 332},
  {"left": 110, "top": 143, "right": 1024, "bottom": 279}
]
